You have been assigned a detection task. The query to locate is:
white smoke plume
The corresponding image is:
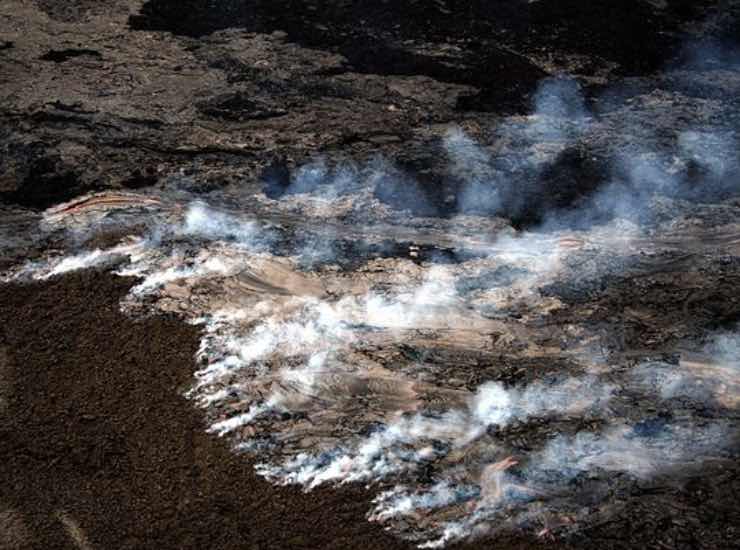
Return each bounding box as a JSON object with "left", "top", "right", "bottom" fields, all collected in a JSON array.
[
  {"left": 182, "top": 201, "right": 262, "bottom": 245},
  {"left": 445, "top": 76, "right": 591, "bottom": 219},
  {"left": 257, "top": 375, "right": 613, "bottom": 489},
  {"left": 2, "top": 30, "right": 739, "bottom": 547}
]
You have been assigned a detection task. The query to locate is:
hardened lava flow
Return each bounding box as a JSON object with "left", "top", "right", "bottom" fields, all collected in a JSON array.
[
  {"left": 3, "top": 141, "right": 740, "bottom": 547},
  {"left": 1, "top": 1, "right": 740, "bottom": 550}
]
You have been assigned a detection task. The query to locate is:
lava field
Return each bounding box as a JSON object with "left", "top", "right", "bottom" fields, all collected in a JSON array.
[{"left": 1, "top": 2, "right": 739, "bottom": 550}]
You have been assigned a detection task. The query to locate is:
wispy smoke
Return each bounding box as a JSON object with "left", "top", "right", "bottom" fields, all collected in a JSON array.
[
  {"left": 257, "top": 375, "right": 613, "bottom": 491},
  {"left": 445, "top": 76, "right": 591, "bottom": 220},
  {"left": 2, "top": 24, "right": 739, "bottom": 549},
  {"left": 182, "top": 201, "right": 262, "bottom": 245}
]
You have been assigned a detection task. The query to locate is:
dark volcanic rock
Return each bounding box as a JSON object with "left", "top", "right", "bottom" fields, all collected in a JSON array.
[
  {"left": 35, "top": 0, "right": 120, "bottom": 22},
  {"left": 1, "top": 1, "right": 740, "bottom": 548},
  {"left": 0, "top": 0, "right": 732, "bottom": 216},
  {"left": 39, "top": 48, "right": 102, "bottom": 63},
  {"left": 0, "top": 142, "right": 86, "bottom": 209},
  {"left": 197, "top": 92, "right": 288, "bottom": 121},
  {"left": 128, "top": 0, "right": 706, "bottom": 78}
]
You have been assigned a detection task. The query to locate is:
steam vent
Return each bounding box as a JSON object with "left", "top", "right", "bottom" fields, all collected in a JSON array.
[{"left": 2, "top": 1, "right": 740, "bottom": 549}]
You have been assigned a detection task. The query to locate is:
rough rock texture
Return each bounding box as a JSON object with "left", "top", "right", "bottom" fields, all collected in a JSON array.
[
  {"left": 2, "top": 1, "right": 740, "bottom": 549},
  {"left": 0, "top": 0, "right": 731, "bottom": 212},
  {"left": 0, "top": 270, "right": 567, "bottom": 550}
]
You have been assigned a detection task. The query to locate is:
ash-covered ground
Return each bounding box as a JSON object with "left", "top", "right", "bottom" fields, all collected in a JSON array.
[{"left": 1, "top": 1, "right": 740, "bottom": 549}]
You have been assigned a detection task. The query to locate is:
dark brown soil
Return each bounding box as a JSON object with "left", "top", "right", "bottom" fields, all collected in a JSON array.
[{"left": 0, "top": 271, "right": 559, "bottom": 550}]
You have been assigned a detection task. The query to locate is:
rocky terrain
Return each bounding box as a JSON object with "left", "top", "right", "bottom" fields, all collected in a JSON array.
[{"left": 1, "top": 1, "right": 740, "bottom": 549}]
